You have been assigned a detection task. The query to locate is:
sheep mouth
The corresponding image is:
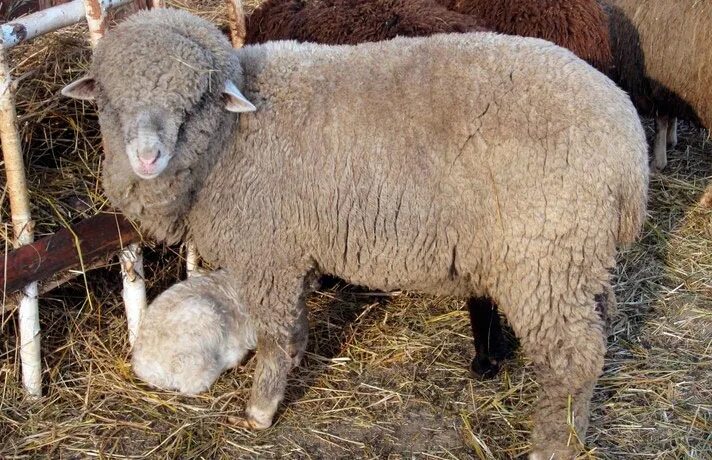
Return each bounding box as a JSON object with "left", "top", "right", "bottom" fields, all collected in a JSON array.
[{"left": 133, "top": 163, "right": 164, "bottom": 180}]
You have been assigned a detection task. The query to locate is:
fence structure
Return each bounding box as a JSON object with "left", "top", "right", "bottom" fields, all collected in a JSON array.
[{"left": 0, "top": 0, "right": 245, "bottom": 396}]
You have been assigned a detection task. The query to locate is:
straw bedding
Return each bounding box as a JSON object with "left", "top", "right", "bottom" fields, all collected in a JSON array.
[{"left": 1, "top": 1, "right": 710, "bottom": 458}]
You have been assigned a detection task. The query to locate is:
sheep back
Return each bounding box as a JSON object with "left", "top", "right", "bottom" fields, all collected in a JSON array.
[
  {"left": 441, "top": 0, "right": 612, "bottom": 72},
  {"left": 246, "top": 0, "right": 485, "bottom": 45}
]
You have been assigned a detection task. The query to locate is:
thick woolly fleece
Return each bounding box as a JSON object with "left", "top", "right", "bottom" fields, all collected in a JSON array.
[
  {"left": 132, "top": 270, "right": 258, "bottom": 395},
  {"left": 245, "top": 0, "right": 501, "bottom": 378},
  {"left": 73, "top": 9, "right": 648, "bottom": 458},
  {"left": 245, "top": 0, "right": 484, "bottom": 45},
  {"left": 440, "top": 0, "right": 612, "bottom": 72},
  {"left": 604, "top": 0, "right": 711, "bottom": 170}
]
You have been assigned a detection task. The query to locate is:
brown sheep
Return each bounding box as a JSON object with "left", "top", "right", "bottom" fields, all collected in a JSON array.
[
  {"left": 603, "top": 0, "right": 712, "bottom": 172},
  {"left": 440, "top": 0, "right": 612, "bottom": 72},
  {"left": 245, "top": 0, "right": 485, "bottom": 45}
]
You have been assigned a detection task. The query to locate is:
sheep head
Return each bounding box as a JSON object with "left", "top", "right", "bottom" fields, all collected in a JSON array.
[{"left": 61, "top": 10, "right": 255, "bottom": 180}]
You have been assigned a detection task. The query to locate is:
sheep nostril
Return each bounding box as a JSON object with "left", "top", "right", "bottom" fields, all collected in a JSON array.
[{"left": 138, "top": 148, "right": 161, "bottom": 165}]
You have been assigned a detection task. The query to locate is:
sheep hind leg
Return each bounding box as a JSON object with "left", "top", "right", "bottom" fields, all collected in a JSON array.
[
  {"left": 467, "top": 296, "right": 514, "bottom": 379},
  {"left": 653, "top": 115, "right": 670, "bottom": 171},
  {"left": 495, "top": 275, "right": 606, "bottom": 458},
  {"left": 233, "top": 304, "right": 309, "bottom": 430},
  {"left": 529, "top": 307, "right": 604, "bottom": 459}
]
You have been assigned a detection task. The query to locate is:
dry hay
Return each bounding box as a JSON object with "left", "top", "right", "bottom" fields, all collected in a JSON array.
[{"left": 1, "top": 1, "right": 711, "bottom": 458}]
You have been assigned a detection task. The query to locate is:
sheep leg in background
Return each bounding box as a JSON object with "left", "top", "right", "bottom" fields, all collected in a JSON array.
[
  {"left": 666, "top": 116, "right": 678, "bottom": 148},
  {"left": 467, "top": 296, "right": 513, "bottom": 378},
  {"left": 232, "top": 281, "right": 309, "bottom": 429},
  {"left": 494, "top": 262, "right": 606, "bottom": 459},
  {"left": 653, "top": 115, "right": 670, "bottom": 170}
]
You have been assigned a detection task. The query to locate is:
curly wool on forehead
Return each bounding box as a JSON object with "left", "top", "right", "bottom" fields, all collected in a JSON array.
[{"left": 92, "top": 12, "right": 232, "bottom": 111}]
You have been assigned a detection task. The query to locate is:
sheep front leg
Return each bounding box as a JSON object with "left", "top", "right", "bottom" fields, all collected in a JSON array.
[
  {"left": 653, "top": 115, "right": 670, "bottom": 171},
  {"left": 233, "top": 287, "right": 309, "bottom": 430}
]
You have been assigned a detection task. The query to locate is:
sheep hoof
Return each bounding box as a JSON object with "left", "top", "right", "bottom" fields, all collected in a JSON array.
[
  {"left": 470, "top": 356, "right": 500, "bottom": 380},
  {"left": 227, "top": 414, "right": 271, "bottom": 430},
  {"left": 652, "top": 158, "right": 667, "bottom": 172}
]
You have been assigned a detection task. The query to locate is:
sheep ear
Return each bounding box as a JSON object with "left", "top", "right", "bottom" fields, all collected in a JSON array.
[
  {"left": 61, "top": 76, "right": 97, "bottom": 100},
  {"left": 223, "top": 80, "right": 256, "bottom": 113}
]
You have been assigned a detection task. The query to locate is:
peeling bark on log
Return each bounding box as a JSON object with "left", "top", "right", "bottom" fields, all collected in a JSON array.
[
  {"left": 1, "top": 213, "right": 141, "bottom": 297},
  {"left": 225, "top": 0, "right": 245, "bottom": 48}
]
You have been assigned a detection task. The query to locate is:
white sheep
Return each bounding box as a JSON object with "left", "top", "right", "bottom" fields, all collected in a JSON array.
[
  {"left": 131, "top": 269, "right": 257, "bottom": 395},
  {"left": 62, "top": 8, "right": 649, "bottom": 459}
]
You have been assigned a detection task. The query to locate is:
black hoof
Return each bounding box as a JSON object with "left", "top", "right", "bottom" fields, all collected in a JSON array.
[{"left": 470, "top": 356, "right": 500, "bottom": 380}]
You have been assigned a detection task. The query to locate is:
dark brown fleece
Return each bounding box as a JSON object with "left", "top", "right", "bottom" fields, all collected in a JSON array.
[
  {"left": 441, "top": 0, "right": 612, "bottom": 72},
  {"left": 246, "top": 0, "right": 485, "bottom": 45}
]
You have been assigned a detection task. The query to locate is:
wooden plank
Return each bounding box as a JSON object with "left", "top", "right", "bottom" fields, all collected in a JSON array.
[{"left": 1, "top": 213, "right": 141, "bottom": 296}]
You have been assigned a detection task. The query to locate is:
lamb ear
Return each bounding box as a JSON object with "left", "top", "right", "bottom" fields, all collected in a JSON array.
[
  {"left": 61, "top": 76, "right": 97, "bottom": 100},
  {"left": 223, "top": 80, "right": 256, "bottom": 113}
]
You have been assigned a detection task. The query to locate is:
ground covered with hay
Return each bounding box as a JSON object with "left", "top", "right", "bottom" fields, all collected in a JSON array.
[{"left": 1, "top": 2, "right": 711, "bottom": 459}]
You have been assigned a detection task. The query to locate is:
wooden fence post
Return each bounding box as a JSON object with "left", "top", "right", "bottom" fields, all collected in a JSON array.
[
  {"left": 0, "top": 47, "right": 41, "bottom": 397},
  {"left": 225, "top": 0, "right": 245, "bottom": 48}
]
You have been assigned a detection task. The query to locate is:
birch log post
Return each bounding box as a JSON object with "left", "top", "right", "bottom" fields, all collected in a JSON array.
[
  {"left": 0, "top": 48, "right": 41, "bottom": 396},
  {"left": 0, "top": 1, "right": 136, "bottom": 49},
  {"left": 225, "top": 0, "right": 245, "bottom": 48}
]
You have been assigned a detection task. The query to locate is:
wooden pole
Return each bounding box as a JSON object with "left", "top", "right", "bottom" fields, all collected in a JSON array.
[
  {"left": 0, "top": 47, "right": 41, "bottom": 396},
  {"left": 225, "top": 0, "right": 245, "bottom": 48},
  {"left": 185, "top": 241, "right": 198, "bottom": 277},
  {"left": 0, "top": 0, "right": 135, "bottom": 49}
]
